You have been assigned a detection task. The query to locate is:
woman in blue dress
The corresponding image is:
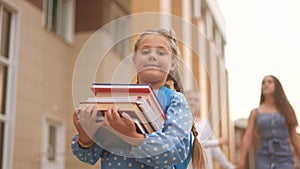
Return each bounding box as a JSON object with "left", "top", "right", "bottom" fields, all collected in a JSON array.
[{"left": 236, "top": 75, "right": 300, "bottom": 169}]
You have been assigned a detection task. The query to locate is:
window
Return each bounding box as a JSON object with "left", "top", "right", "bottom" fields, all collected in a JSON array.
[
  {"left": 0, "top": 1, "right": 18, "bottom": 169},
  {"left": 41, "top": 116, "right": 66, "bottom": 169},
  {"left": 43, "top": 0, "right": 74, "bottom": 43},
  {"left": 0, "top": 1, "right": 19, "bottom": 169},
  {"left": 108, "top": 1, "right": 130, "bottom": 58},
  {"left": 1, "top": 8, "right": 11, "bottom": 58},
  {"left": 47, "top": 125, "right": 56, "bottom": 161},
  {"left": 0, "top": 65, "right": 7, "bottom": 116}
]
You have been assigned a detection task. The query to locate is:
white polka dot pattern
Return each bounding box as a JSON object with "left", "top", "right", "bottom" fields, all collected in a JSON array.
[{"left": 71, "top": 90, "right": 193, "bottom": 169}]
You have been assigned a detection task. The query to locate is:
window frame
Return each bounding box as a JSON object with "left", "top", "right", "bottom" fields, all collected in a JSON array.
[
  {"left": 107, "top": 1, "right": 130, "bottom": 58},
  {"left": 41, "top": 115, "right": 66, "bottom": 169},
  {"left": 43, "top": 0, "right": 75, "bottom": 43},
  {"left": 0, "top": 1, "right": 20, "bottom": 169}
]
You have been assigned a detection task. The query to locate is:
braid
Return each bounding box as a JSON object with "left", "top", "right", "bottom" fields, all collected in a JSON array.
[
  {"left": 191, "top": 123, "right": 207, "bottom": 169},
  {"left": 166, "top": 69, "right": 184, "bottom": 92},
  {"left": 135, "top": 29, "right": 207, "bottom": 168}
]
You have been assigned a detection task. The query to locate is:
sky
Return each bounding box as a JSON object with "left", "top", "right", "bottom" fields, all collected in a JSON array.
[{"left": 216, "top": 0, "right": 300, "bottom": 125}]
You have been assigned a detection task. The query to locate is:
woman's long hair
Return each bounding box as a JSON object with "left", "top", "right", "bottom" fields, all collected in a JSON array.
[{"left": 259, "top": 75, "right": 298, "bottom": 131}]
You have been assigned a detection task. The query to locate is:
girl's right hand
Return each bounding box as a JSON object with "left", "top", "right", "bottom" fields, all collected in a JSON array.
[
  {"left": 235, "top": 163, "right": 244, "bottom": 169},
  {"left": 219, "top": 137, "right": 229, "bottom": 145},
  {"left": 103, "top": 105, "right": 145, "bottom": 146},
  {"left": 73, "top": 106, "right": 105, "bottom": 144}
]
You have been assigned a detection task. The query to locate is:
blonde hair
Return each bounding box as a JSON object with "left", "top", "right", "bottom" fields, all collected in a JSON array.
[{"left": 134, "top": 28, "right": 206, "bottom": 169}]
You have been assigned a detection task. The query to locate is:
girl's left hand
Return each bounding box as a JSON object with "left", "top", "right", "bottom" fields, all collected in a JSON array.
[
  {"left": 74, "top": 106, "right": 105, "bottom": 144},
  {"left": 104, "top": 105, "right": 145, "bottom": 145}
]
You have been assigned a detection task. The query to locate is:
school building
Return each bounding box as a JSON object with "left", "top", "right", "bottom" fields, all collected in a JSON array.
[{"left": 0, "top": 0, "right": 235, "bottom": 169}]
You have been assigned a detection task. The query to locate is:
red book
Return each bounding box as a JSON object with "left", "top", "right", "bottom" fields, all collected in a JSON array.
[{"left": 78, "top": 83, "right": 165, "bottom": 134}]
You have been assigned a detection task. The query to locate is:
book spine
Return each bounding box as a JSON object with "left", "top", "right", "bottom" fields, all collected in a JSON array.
[{"left": 137, "top": 101, "right": 164, "bottom": 131}]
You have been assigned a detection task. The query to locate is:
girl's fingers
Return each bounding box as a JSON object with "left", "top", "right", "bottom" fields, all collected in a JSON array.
[
  {"left": 104, "top": 106, "right": 111, "bottom": 124},
  {"left": 90, "top": 106, "right": 98, "bottom": 119},
  {"left": 73, "top": 110, "right": 82, "bottom": 126},
  {"left": 106, "top": 105, "right": 120, "bottom": 123},
  {"left": 122, "top": 112, "right": 134, "bottom": 127},
  {"left": 73, "top": 110, "right": 79, "bottom": 120},
  {"left": 106, "top": 105, "right": 113, "bottom": 121},
  {"left": 84, "top": 105, "right": 93, "bottom": 118},
  {"left": 122, "top": 112, "right": 132, "bottom": 121},
  {"left": 111, "top": 106, "right": 120, "bottom": 121}
]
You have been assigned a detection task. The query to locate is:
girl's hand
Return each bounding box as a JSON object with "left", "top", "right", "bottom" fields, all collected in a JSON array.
[
  {"left": 104, "top": 105, "right": 145, "bottom": 146},
  {"left": 219, "top": 137, "right": 229, "bottom": 146},
  {"left": 73, "top": 106, "right": 105, "bottom": 144},
  {"left": 235, "top": 162, "right": 244, "bottom": 169}
]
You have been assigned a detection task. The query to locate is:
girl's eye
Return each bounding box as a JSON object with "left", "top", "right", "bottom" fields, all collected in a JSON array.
[
  {"left": 156, "top": 49, "right": 168, "bottom": 56},
  {"left": 138, "top": 48, "right": 170, "bottom": 56},
  {"left": 140, "top": 49, "right": 150, "bottom": 55}
]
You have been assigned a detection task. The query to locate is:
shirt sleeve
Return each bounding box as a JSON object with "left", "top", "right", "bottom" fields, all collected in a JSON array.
[
  {"left": 71, "top": 92, "right": 193, "bottom": 168},
  {"left": 131, "top": 92, "right": 193, "bottom": 168},
  {"left": 197, "top": 119, "right": 235, "bottom": 169},
  {"left": 198, "top": 120, "right": 220, "bottom": 148},
  {"left": 201, "top": 138, "right": 220, "bottom": 148},
  {"left": 212, "top": 146, "right": 235, "bottom": 169},
  {"left": 71, "top": 134, "right": 103, "bottom": 165}
]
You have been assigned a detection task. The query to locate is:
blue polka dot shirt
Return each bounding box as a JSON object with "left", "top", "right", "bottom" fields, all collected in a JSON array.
[{"left": 71, "top": 87, "right": 193, "bottom": 169}]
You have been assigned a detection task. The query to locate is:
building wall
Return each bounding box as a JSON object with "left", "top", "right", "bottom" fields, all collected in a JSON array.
[
  {"left": 75, "top": 0, "right": 109, "bottom": 32},
  {"left": 10, "top": 1, "right": 75, "bottom": 169},
  {"left": 9, "top": 0, "right": 133, "bottom": 168},
  {"left": 131, "top": 0, "right": 160, "bottom": 13},
  {"left": 65, "top": 31, "right": 100, "bottom": 169}
]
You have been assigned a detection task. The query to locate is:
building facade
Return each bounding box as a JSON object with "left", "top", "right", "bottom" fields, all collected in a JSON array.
[{"left": 0, "top": 0, "right": 234, "bottom": 169}]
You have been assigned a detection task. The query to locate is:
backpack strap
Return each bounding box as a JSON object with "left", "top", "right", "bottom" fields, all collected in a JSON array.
[
  {"left": 157, "top": 86, "right": 193, "bottom": 169},
  {"left": 157, "top": 86, "right": 174, "bottom": 113}
]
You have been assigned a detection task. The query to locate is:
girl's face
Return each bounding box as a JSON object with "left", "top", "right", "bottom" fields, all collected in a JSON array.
[
  {"left": 261, "top": 76, "right": 275, "bottom": 95},
  {"left": 133, "top": 34, "right": 176, "bottom": 87}
]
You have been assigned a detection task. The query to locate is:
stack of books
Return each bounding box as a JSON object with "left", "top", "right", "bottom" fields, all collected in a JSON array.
[{"left": 78, "top": 83, "right": 165, "bottom": 134}]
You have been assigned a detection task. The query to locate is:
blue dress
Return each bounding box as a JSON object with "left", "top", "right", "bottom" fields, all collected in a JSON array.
[
  {"left": 71, "top": 86, "right": 193, "bottom": 169},
  {"left": 255, "top": 109, "right": 294, "bottom": 169}
]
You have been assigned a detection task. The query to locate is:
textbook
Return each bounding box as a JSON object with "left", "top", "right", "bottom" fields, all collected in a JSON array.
[{"left": 78, "top": 83, "right": 165, "bottom": 134}]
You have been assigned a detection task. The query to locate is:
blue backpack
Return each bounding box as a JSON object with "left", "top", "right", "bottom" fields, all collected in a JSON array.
[{"left": 157, "top": 86, "right": 192, "bottom": 169}]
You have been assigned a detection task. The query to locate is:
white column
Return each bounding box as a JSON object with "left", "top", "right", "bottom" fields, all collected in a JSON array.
[
  {"left": 160, "top": 0, "right": 171, "bottom": 28},
  {"left": 198, "top": 20, "right": 208, "bottom": 117},
  {"left": 182, "top": 0, "right": 193, "bottom": 90},
  {"left": 206, "top": 11, "right": 213, "bottom": 41},
  {"left": 193, "top": 0, "right": 201, "bottom": 19}
]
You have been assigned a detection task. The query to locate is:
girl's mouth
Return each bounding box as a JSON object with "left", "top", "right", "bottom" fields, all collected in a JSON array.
[{"left": 144, "top": 65, "right": 159, "bottom": 69}]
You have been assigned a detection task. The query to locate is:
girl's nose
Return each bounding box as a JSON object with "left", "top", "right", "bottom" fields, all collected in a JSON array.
[{"left": 148, "top": 50, "right": 157, "bottom": 61}]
